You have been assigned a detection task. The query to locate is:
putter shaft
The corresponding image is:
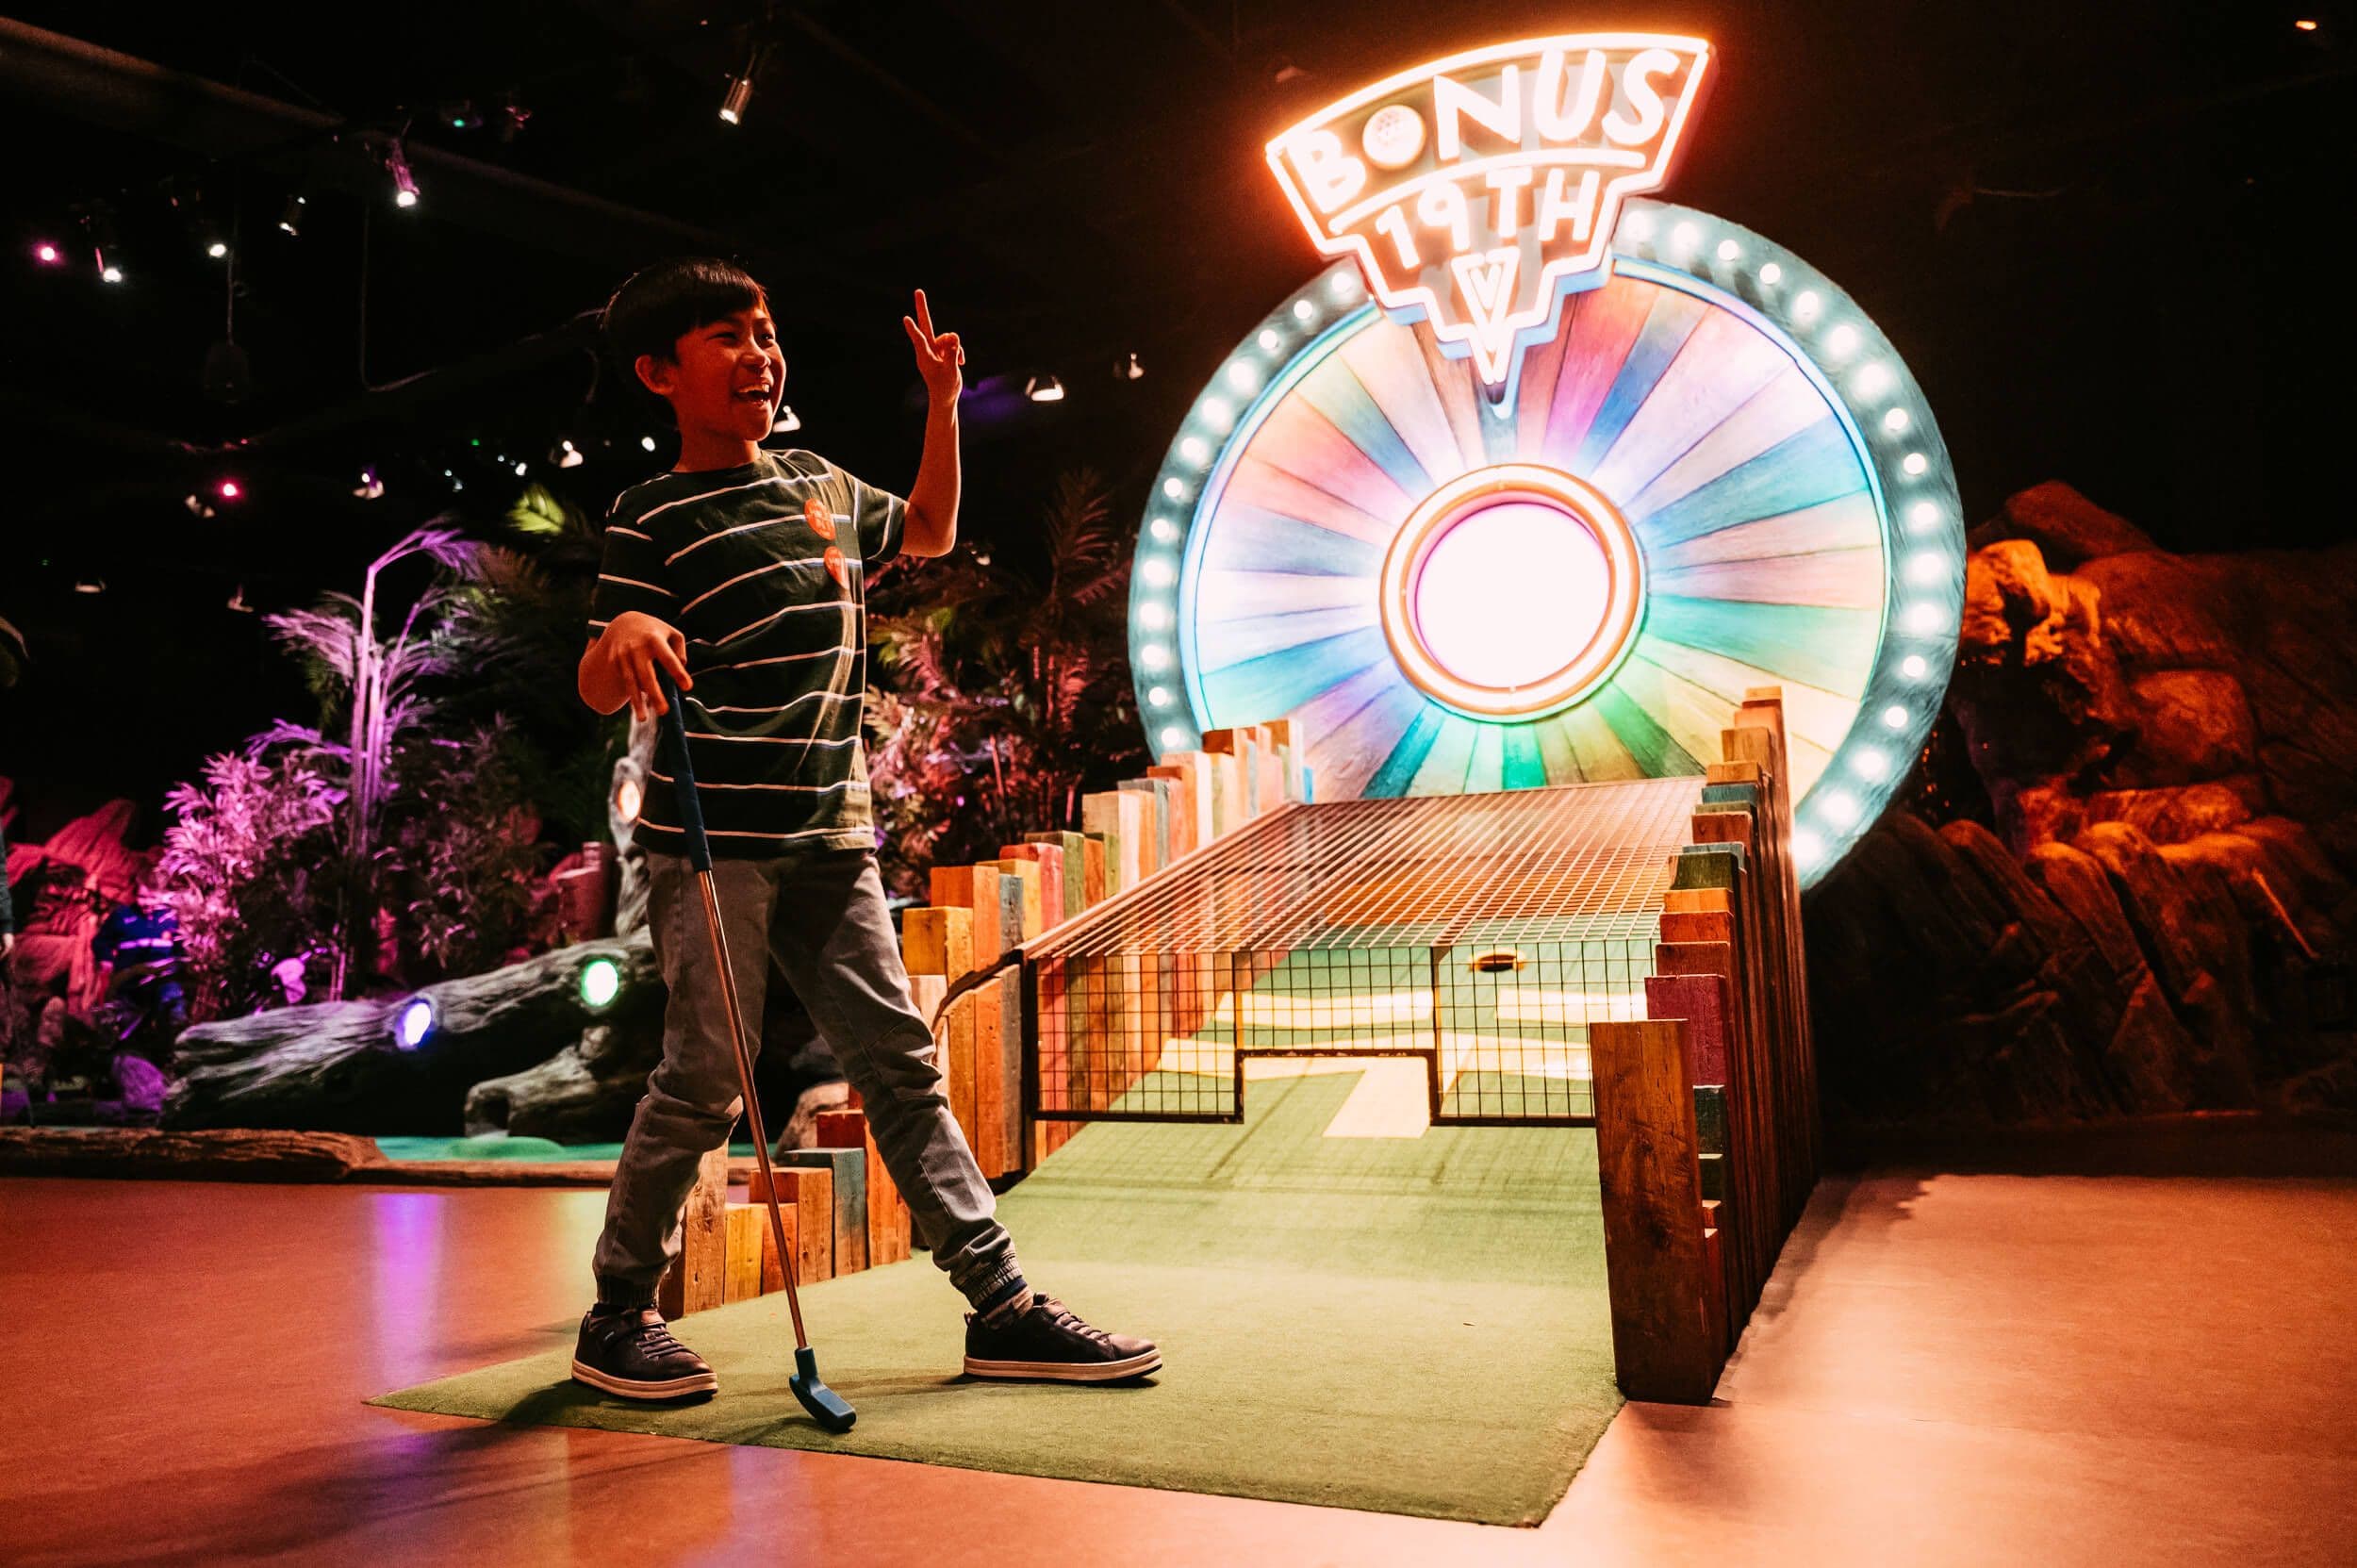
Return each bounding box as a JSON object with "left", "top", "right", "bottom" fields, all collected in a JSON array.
[{"left": 696, "top": 870, "right": 812, "bottom": 1352}]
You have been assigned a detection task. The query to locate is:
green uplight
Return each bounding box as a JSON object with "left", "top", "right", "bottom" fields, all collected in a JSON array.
[{"left": 579, "top": 957, "right": 621, "bottom": 1009}]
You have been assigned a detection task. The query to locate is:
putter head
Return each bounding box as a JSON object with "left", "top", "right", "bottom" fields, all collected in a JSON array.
[{"left": 791, "top": 1345, "right": 857, "bottom": 1432}]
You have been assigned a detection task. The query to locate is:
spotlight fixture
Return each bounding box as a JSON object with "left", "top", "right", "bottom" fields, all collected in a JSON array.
[
  {"left": 640, "top": 435, "right": 658, "bottom": 452},
  {"left": 216, "top": 478, "right": 243, "bottom": 502},
  {"left": 394, "top": 996, "right": 435, "bottom": 1048},
  {"left": 33, "top": 241, "right": 60, "bottom": 265},
  {"left": 1116, "top": 352, "right": 1145, "bottom": 381},
  {"left": 74, "top": 578, "right": 106, "bottom": 595},
  {"left": 353, "top": 468, "right": 385, "bottom": 499},
  {"left": 205, "top": 238, "right": 228, "bottom": 260},
  {"left": 579, "top": 957, "right": 621, "bottom": 1010},
  {"left": 1025, "top": 373, "right": 1066, "bottom": 404},
  {"left": 498, "top": 100, "right": 531, "bottom": 143},
  {"left": 183, "top": 493, "right": 217, "bottom": 519},
  {"left": 718, "top": 42, "right": 766, "bottom": 124},
  {"left": 771, "top": 405, "right": 800, "bottom": 433},
  {"left": 556, "top": 439, "right": 585, "bottom": 469},
  {"left": 225, "top": 584, "right": 254, "bottom": 613},
  {"left": 84, "top": 206, "right": 124, "bottom": 284},
  {"left": 513, "top": 460, "right": 529, "bottom": 476},
  {"left": 278, "top": 192, "right": 306, "bottom": 236},
  {"left": 386, "top": 138, "right": 420, "bottom": 208},
  {"left": 445, "top": 100, "right": 486, "bottom": 131}
]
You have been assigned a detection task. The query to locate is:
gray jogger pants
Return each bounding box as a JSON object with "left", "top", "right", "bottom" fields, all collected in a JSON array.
[{"left": 590, "top": 848, "right": 1020, "bottom": 1309}]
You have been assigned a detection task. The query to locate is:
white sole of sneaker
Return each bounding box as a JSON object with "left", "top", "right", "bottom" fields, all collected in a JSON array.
[
  {"left": 963, "top": 1349, "right": 1162, "bottom": 1382},
  {"left": 569, "top": 1358, "right": 719, "bottom": 1400}
]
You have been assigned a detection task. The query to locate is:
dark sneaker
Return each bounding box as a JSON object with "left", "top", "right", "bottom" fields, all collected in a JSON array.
[
  {"left": 570, "top": 1304, "right": 719, "bottom": 1400},
  {"left": 964, "top": 1294, "right": 1161, "bottom": 1382}
]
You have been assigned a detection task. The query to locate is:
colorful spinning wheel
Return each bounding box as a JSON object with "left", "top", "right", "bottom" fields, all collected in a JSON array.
[{"left": 1129, "top": 199, "right": 1965, "bottom": 886}]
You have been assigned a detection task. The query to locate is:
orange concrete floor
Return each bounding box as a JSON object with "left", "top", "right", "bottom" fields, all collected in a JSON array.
[{"left": 5, "top": 1128, "right": 2355, "bottom": 1567}]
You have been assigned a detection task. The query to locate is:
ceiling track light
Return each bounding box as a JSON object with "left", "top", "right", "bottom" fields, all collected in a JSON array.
[
  {"left": 772, "top": 405, "right": 800, "bottom": 434},
  {"left": 1026, "top": 373, "right": 1066, "bottom": 404},
  {"left": 278, "top": 191, "right": 307, "bottom": 236},
  {"left": 385, "top": 136, "right": 420, "bottom": 208},
  {"left": 719, "top": 41, "right": 768, "bottom": 124},
  {"left": 1117, "top": 352, "right": 1145, "bottom": 381},
  {"left": 83, "top": 204, "right": 123, "bottom": 284}
]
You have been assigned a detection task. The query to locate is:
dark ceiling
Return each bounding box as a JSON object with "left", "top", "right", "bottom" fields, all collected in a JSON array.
[{"left": 1, "top": 0, "right": 2351, "bottom": 833}]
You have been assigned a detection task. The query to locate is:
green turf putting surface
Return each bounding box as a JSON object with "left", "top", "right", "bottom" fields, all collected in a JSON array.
[{"left": 370, "top": 1070, "right": 1619, "bottom": 1524}]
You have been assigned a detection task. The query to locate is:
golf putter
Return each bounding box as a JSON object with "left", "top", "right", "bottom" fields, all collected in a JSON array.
[{"left": 655, "top": 669, "right": 856, "bottom": 1433}]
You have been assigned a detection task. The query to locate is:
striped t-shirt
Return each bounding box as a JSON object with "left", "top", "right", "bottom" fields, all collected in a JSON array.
[{"left": 587, "top": 449, "right": 906, "bottom": 859}]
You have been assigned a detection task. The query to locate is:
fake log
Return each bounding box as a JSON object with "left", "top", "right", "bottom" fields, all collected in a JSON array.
[
  {"left": 461, "top": 1020, "right": 662, "bottom": 1142},
  {"left": 164, "top": 931, "right": 663, "bottom": 1133}
]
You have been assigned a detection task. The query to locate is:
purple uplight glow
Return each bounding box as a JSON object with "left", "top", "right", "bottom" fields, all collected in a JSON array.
[
  {"left": 395, "top": 998, "right": 434, "bottom": 1049},
  {"left": 1411, "top": 501, "right": 1610, "bottom": 691}
]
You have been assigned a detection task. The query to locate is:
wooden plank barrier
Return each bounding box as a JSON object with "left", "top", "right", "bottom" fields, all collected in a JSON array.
[
  {"left": 1200, "top": 728, "right": 1259, "bottom": 821},
  {"left": 1079, "top": 793, "right": 1131, "bottom": 895},
  {"left": 929, "top": 865, "right": 1001, "bottom": 965},
  {"left": 748, "top": 1164, "right": 833, "bottom": 1282},
  {"left": 998, "top": 844, "right": 1063, "bottom": 932},
  {"left": 973, "top": 975, "right": 1006, "bottom": 1178},
  {"left": 1265, "top": 717, "right": 1305, "bottom": 802},
  {"left": 1120, "top": 779, "right": 1171, "bottom": 876},
  {"left": 998, "top": 974, "right": 1025, "bottom": 1171},
  {"left": 819, "top": 1107, "right": 910, "bottom": 1267},
  {"left": 1080, "top": 835, "right": 1108, "bottom": 905},
  {"left": 1589, "top": 1017, "right": 1719, "bottom": 1404},
  {"left": 997, "top": 873, "right": 1029, "bottom": 949},
  {"left": 945, "top": 990, "right": 980, "bottom": 1152},
  {"left": 1205, "top": 751, "right": 1243, "bottom": 839},
  {"left": 1146, "top": 763, "right": 1200, "bottom": 860},
  {"left": 656, "top": 1144, "right": 730, "bottom": 1318},
  {"left": 991, "top": 857, "right": 1043, "bottom": 938},
  {"left": 902, "top": 907, "right": 973, "bottom": 990},
  {"left": 1625, "top": 685, "right": 1818, "bottom": 1390},
  {"left": 1026, "top": 832, "right": 1086, "bottom": 920},
  {"left": 1154, "top": 753, "right": 1213, "bottom": 851},
  {"left": 779, "top": 1146, "right": 866, "bottom": 1274}
]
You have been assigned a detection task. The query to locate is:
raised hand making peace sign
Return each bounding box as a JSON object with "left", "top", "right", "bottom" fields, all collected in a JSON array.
[{"left": 903, "top": 289, "right": 964, "bottom": 408}]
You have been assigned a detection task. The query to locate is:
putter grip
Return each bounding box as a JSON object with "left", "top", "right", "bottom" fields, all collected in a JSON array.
[{"left": 653, "top": 669, "right": 713, "bottom": 873}]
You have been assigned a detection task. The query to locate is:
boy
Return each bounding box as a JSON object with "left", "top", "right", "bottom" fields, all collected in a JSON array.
[{"left": 571, "top": 258, "right": 1157, "bottom": 1400}]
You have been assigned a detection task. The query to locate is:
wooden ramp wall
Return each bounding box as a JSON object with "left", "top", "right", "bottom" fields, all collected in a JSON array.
[{"left": 1590, "top": 688, "right": 1820, "bottom": 1404}]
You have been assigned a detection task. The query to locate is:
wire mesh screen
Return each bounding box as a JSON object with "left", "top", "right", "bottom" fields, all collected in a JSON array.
[{"left": 1028, "top": 776, "right": 1702, "bottom": 1125}]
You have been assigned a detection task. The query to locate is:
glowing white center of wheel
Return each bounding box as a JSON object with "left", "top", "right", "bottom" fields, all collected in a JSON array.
[
  {"left": 1377, "top": 463, "right": 1645, "bottom": 721},
  {"left": 1413, "top": 502, "right": 1609, "bottom": 689}
]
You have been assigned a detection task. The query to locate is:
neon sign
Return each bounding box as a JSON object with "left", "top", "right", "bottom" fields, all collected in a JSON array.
[{"left": 1266, "top": 34, "right": 1711, "bottom": 387}]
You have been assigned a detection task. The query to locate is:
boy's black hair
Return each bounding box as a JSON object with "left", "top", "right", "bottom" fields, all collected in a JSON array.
[{"left": 599, "top": 256, "right": 769, "bottom": 388}]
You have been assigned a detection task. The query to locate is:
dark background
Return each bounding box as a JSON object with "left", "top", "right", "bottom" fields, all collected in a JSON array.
[{"left": 2, "top": 1, "right": 2349, "bottom": 842}]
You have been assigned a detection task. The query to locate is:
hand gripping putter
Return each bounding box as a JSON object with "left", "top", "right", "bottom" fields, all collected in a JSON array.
[{"left": 656, "top": 670, "right": 856, "bottom": 1433}]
